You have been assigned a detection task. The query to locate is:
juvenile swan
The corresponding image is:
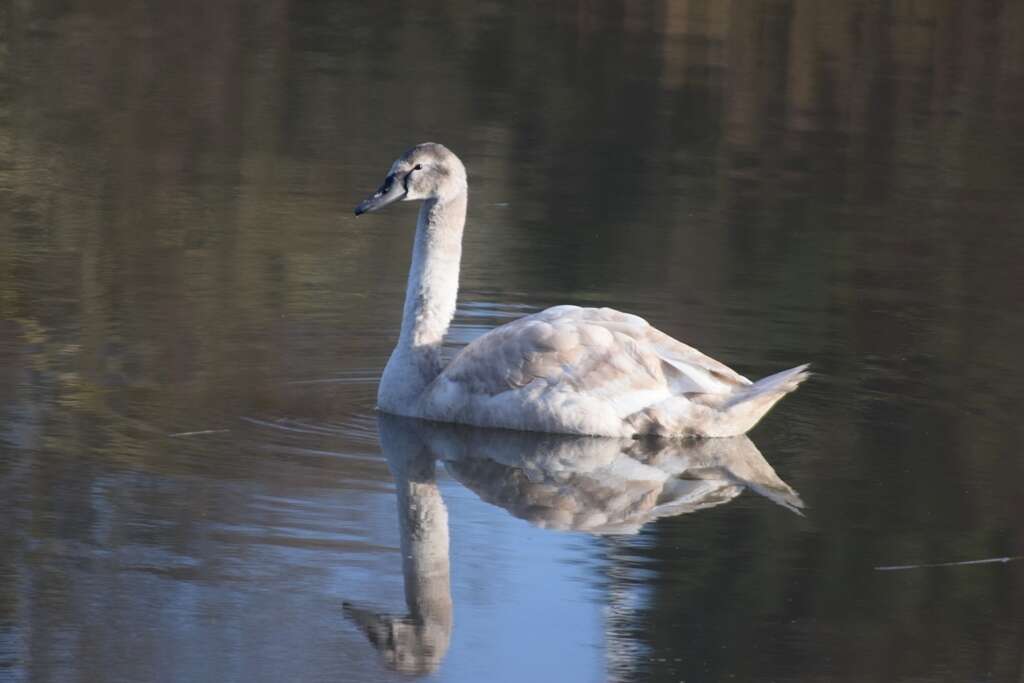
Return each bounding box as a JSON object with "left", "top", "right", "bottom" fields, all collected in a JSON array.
[{"left": 355, "top": 143, "right": 808, "bottom": 438}]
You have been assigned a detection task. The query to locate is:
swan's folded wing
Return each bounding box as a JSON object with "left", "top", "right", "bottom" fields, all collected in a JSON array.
[
  {"left": 642, "top": 324, "right": 752, "bottom": 390},
  {"left": 434, "top": 306, "right": 748, "bottom": 407}
]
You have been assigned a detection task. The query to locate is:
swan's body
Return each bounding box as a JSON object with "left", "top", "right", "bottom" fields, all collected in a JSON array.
[{"left": 355, "top": 143, "right": 808, "bottom": 438}]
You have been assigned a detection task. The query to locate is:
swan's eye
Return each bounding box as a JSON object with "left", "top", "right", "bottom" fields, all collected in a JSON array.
[{"left": 413, "top": 164, "right": 422, "bottom": 171}]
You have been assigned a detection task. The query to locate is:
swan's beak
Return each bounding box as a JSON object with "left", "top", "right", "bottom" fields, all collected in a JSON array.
[{"left": 354, "top": 174, "right": 406, "bottom": 215}]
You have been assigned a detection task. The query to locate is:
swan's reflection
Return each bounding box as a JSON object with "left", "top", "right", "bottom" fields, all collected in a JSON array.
[
  {"left": 343, "top": 418, "right": 452, "bottom": 675},
  {"left": 345, "top": 414, "right": 802, "bottom": 673}
]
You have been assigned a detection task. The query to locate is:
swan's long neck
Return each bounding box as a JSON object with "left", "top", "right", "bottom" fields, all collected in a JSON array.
[
  {"left": 399, "top": 194, "right": 466, "bottom": 349},
  {"left": 379, "top": 191, "right": 467, "bottom": 414}
]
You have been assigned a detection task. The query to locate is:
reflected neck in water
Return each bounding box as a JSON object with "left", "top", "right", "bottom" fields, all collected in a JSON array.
[{"left": 344, "top": 421, "right": 453, "bottom": 675}]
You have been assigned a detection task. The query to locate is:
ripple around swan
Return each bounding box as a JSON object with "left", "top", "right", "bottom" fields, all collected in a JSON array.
[
  {"left": 283, "top": 368, "right": 382, "bottom": 386},
  {"left": 239, "top": 413, "right": 381, "bottom": 450},
  {"left": 444, "top": 299, "right": 540, "bottom": 348},
  {"left": 456, "top": 298, "right": 539, "bottom": 320},
  {"left": 230, "top": 363, "right": 384, "bottom": 453}
]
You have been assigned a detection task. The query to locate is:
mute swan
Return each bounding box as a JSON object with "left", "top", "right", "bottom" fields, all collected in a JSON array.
[{"left": 355, "top": 143, "right": 808, "bottom": 438}]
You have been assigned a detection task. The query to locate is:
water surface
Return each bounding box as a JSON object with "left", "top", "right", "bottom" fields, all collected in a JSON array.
[{"left": 2, "top": 2, "right": 1024, "bottom": 681}]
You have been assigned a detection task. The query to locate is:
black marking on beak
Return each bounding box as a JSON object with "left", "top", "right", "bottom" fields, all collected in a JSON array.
[{"left": 354, "top": 173, "right": 406, "bottom": 215}]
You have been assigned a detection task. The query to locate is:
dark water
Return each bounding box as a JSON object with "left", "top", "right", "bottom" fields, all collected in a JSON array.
[{"left": 3, "top": 1, "right": 1024, "bottom": 681}]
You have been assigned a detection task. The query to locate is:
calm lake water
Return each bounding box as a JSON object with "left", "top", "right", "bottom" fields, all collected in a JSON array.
[{"left": 3, "top": 1, "right": 1024, "bottom": 681}]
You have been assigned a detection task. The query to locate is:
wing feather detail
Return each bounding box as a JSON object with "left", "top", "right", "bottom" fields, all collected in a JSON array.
[{"left": 429, "top": 306, "right": 747, "bottom": 413}]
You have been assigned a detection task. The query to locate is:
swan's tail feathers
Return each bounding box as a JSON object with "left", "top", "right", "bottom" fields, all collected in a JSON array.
[
  {"left": 626, "top": 364, "right": 810, "bottom": 438},
  {"left": 727, "top": 363, "right": 811, "bottom": 408},
  {"left": 715, "top": 363, "right": 811, "bottom": 436}
]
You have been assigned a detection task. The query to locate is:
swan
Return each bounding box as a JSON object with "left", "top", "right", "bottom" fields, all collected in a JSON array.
[{"left": 355, "top": 142, "right": 809, "bottom": 438}]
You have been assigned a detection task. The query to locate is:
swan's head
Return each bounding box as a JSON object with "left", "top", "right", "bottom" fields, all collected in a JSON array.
[{"left": 354, "top": 142, "right": 467, "bottom": 215}]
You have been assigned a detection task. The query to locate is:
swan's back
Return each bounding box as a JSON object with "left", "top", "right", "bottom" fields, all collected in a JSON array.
[{"left": 442, "top": 305, "right": 747, "bottom": 394}]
